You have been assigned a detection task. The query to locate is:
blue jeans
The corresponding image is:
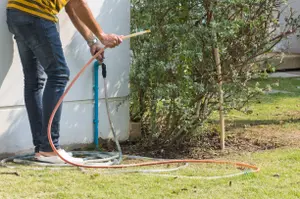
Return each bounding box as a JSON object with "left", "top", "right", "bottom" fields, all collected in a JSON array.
[{"left": 6, "top": 9, "right": 70, "bottom": 153}]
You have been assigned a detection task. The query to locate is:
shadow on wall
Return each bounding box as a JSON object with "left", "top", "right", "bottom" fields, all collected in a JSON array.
[
  {"left": 63, "top": 0, "right": 130, "bottom": 100},
  {"left": 0, "top": 1, "right": 13, "bottom": 89},
  {"left": 0, "top": 1, "right": 26, "bottom": 154},
  {"left": 0, "top": 0, "right": 130, "bottom": 155},
  {"left": 94, "top": 0, "right": 130, "bottom": 98},
  {"left": 63, "top": 0, "right": 130, "bottom": 140}
]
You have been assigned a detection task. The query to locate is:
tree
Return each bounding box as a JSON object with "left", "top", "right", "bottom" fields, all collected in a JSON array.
[{"left": 129, "top": 0, "right": 300, "bottom": 147}]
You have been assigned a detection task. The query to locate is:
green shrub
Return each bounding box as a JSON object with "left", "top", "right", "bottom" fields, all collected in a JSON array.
[{"left": 130, "top": 0, "right": 300, "bottom": 145}]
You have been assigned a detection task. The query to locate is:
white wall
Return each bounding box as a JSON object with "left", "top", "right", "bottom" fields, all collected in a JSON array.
[
  {"left": 275, "top": 0, "right": 300, "bottom": 54},
  {"left": 0, "top": 0, "right": 130, "bottom": 154}
]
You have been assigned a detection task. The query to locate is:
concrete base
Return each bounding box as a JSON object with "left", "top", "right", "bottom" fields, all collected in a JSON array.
[
  {"left": 129, "top": 122, "right": 142, "bottom": 140},
  {"left": 270, "top": 53, "right": 300, "bottom": 71},
  {"left": 269, "top": 71, "right": 300, "bottom": 78}
]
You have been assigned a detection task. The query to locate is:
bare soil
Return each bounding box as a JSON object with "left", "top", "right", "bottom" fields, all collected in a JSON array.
[{"left": 99, "top": 122, "right": 300, "bottom": 160}]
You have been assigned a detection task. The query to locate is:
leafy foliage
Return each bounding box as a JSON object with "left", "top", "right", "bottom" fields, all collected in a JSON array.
[{"left": 129, "top": 0, "right": 300, "bottom": 145}]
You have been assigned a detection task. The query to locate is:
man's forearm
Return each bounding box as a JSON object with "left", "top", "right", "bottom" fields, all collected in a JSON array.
[
  {"left": 66, "top": 0, "right": 104, "bottom": 42},
  {"left": 66, "top": 5, "right": 94, "bottom": 42}
]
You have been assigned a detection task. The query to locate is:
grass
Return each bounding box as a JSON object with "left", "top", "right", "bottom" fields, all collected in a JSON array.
[
  {"left": 0, "top": 77, "right": 300, "bottom": 199},
  {"left": 0, "top": 149, "right": 299, "bottom": 199},
  {"left": 225, "top": 77, "right": 300, "bottom": 146},
  {"left": 227, "top": 76, "right": 300, "bottom": 122}
]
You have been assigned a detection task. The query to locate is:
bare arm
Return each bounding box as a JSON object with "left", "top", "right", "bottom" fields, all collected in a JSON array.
[
  {"left": 65, "top": 3, "right": 94, "bottom": 42},
  {"left": 65, "top": 0, "right": 122, "bottom": 48}
]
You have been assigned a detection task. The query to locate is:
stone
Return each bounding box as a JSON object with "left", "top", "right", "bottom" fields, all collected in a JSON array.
[{"left": 129, "top": 122, "right": 142, "bottom": 140}]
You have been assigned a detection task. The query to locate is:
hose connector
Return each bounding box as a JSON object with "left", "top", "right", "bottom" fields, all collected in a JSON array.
[{"left": 102, "top": 63, "right": 107, "bottom": 78}]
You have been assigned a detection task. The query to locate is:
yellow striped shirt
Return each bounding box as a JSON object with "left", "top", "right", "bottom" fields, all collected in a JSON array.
[{"left": 7, "top": 0, "right": 69, "bottom": 23}]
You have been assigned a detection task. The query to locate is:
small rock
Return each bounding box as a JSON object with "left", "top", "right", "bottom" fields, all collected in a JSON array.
[{"left": 273, "top": 174, "right": 280, "bottom": 178}]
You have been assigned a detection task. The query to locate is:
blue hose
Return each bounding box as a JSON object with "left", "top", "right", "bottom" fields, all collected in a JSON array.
[{"left": 93, "top": 61, "right": 99, "bottom": 148}]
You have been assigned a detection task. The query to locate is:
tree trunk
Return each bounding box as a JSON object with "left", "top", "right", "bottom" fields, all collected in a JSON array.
[{"left": 214, "top": 47, "right": 225, "bottom": 150}]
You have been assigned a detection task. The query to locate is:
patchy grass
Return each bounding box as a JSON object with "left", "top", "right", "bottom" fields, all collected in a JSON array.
[
  {"left": 0, "top": 77, "right": 300, "bottom": 199},
  {"left": 223, "top": 77, "right": 300, "bottom": 150},
  {"left": 228, "top": 77, "right": 300, "bottom": 122}
]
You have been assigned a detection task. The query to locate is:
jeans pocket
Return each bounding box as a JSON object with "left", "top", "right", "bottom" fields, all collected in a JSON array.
[
  {"left": 6, "top": 9, "right": 34, "bottom": 25},
  {"left": 6, "top": 9, "right": 40, "bottom": 47}
]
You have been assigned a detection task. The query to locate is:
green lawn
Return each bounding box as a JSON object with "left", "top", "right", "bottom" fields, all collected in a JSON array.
[
  {"left": 0, "top": 148, "right": 299, "bottom": 199},
  {"left": 0, "top": 77, "right": 300, "bottom": 199},
  {"left": 227, "top": 77, "right": 300, "bottom": 123}
]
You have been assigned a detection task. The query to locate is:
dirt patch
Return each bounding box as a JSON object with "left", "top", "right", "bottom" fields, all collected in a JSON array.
[
  {"left": 229, "top": 125, "right": 300, "bottom": 149},
  {"left": 99, "top": 123, "right": 300, "bottom": 160}
]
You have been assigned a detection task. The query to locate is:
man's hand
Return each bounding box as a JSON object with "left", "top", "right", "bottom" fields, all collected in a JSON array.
[
  {"left": 90, "top": 43, "right": 105, "bottom": 63},
  {"left": 100, "top": 33, "right": 123, "bottom": 48},
  {"left": 66, "top": 0, "right": 123, "bottom": 49}
]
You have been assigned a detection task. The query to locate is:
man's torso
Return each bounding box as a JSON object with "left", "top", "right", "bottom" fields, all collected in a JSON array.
[{"left": 7, "top": 0, "right": 69, "bottom": 22}]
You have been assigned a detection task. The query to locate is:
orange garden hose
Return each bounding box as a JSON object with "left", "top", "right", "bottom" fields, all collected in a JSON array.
[{"left": 46, "top": 31, "right": 260, "bottom": 173}]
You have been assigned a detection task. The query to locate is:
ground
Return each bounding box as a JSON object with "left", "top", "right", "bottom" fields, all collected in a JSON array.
[{"left": 0, "top": 76, "right": 300, "bottom": 199}]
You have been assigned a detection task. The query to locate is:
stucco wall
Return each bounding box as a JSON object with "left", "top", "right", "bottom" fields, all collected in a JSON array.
[
  {"left": 275, "top": 0, "right": 300, "bottom": 54},
  {"left": 0, "top": 0, "right": 130, "bottom": 154}
]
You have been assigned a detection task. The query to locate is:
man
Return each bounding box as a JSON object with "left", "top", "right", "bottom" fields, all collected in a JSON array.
[{"left": 6, "top": 0, "right": 123, "bottom": 163}]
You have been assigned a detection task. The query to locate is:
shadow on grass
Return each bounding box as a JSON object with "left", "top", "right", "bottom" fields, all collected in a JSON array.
[{"left": 209, "top": 118, "right": 300, "bottom": 129}]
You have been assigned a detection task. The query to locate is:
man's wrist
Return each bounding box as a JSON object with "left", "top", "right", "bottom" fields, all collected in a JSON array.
[
  {"left": 86, "top": 35, "right": 99, "bottom": 47},
  {"left": 96, "top": 32, "right": 106, "bottom": 43}
]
